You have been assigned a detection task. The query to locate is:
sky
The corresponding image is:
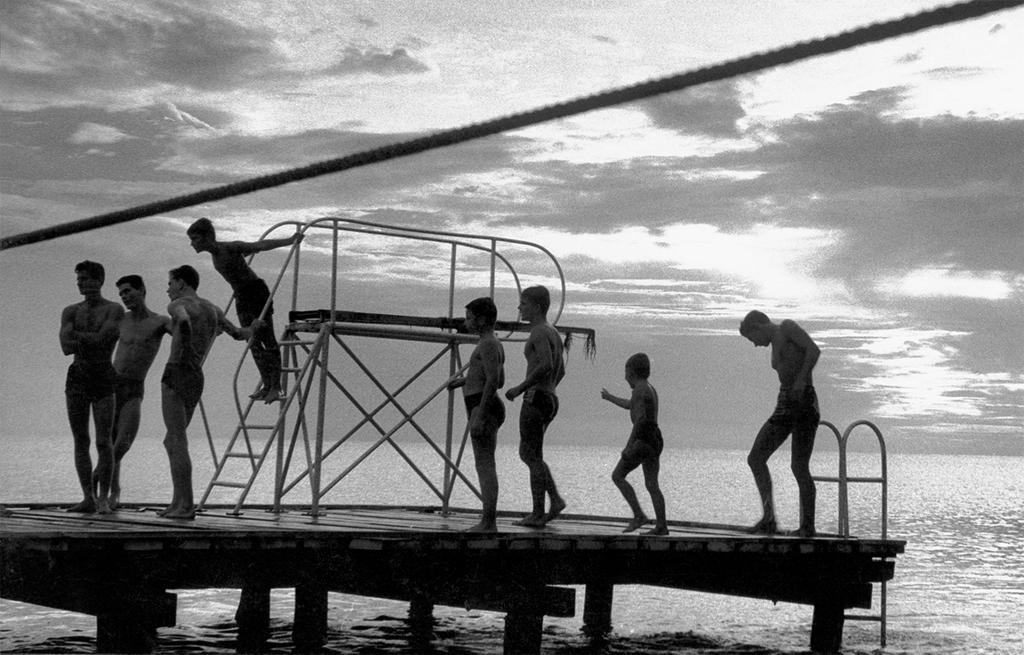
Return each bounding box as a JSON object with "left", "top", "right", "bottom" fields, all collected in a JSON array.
[{"left": 1, "top": 0, "right": 1022, "bottom": 463}]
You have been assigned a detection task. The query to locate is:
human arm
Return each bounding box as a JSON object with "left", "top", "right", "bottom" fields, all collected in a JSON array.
[
  {"left": 60, "top": 303, "right": 123, "bottom": 354},
  {"left": 59, "top": 306, "right": 78, "bottom": 355},
  {"left": 781, "top": 319, "right": 820, "bottom": 395},
  {"left": 217, "top": 308, "right": 252, "bottom": 341},
  {"left": 504, "top": 329, "right": 555, "bottom": 400},
  {"left": 224, "top": 232, "right": 304, "bottom": 255},
  {"left": 600, "top": 388, "right": 631, "bottom": 409}
]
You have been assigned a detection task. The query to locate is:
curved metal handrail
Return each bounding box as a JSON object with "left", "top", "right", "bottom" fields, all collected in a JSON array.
[{"left": 204, "top": 216, "right": 570, "bottom": 512}]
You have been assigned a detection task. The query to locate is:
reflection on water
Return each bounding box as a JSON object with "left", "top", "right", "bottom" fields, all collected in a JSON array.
[{"left": 2, "top": 444, "right": 1022, "bottom": 654}]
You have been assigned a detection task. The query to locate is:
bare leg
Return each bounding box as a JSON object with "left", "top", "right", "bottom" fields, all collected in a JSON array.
[
  {"left": 747, "top": 419, "right": 788, "bottom": 533},
  {"left": 66, "top": 393, "right": 97, "bottom": 513},
  {"left": 641, "top": 458, "right": 668, "bottom": 534},
  {"left": 541, "top": 464, "right": 566, "bottom": 525},
  {"left": 111, "top": 397, "right": 142, "bottom": 510},
  {"left": 161, "top": 385, "right": 195, "bottom": 520},
  {"left": 468, "top": 430, "right": 499, "bottom": 532},
  {"left": 612, "top": 458, "right": 648, "bottom": 531},
  {"left": 791, "top": 420, "right": 817, "bottom": 537},
  {"left": 517, "top": 407, "right": 547, "bottom": 526},
  {"left": 92, "top": 396, "right": 115, "bottom": 514}
]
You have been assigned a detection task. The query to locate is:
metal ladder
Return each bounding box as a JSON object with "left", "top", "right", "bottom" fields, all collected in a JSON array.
[
  {"left": 198, "top": 323, "right": 326, "bottom": 513},
  {"left": 813, "top": 419, "right": 890, "bottom": 647}
]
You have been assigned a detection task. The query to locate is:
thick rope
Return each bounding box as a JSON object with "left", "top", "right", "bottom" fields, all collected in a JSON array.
[{"left": 3, "top": 0, "right": 1020, "bottom": 250}]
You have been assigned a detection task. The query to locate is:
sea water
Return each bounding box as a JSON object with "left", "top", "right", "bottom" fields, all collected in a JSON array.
[{"left": 1, "top": 433, "right": 1022, "bottom": 654}]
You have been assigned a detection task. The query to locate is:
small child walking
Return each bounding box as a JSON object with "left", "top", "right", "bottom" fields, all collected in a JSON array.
[{"left": 600, "top": 353, "right": 668, "bottom": 535}]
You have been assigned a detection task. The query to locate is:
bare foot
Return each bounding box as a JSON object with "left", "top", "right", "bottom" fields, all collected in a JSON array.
[
  {"left": 157, "top": 505, "right": 176, "bottom": 517},
  {"left": 645, "top": 524, "right": 669, "bottom": 536},
  {"left": 163, "top": 506, "right": 196, "bottom": 520},
  {"left": 108, "top": 492, "right": 120, "bottom": 512},
  {"left": 623, "top": 516, "right": 651, "bottom": 533},
  {"left": 790, "top": 526, "right": 816, "bottom": 538},
  {"left": 96, "top": 499, "right": 113, "bottom": 515},
  {"left": 465, "top": 521, "right": 498, "bottom": 533},
  {"left": 262, "top": 388, "right": 284, "bottom": 404},
  {"left": 249, "top": 385, "right": 268, "bottom": 400},
  {"left": 515, "top": 513, "right": 546, "bottom": 528},
  {"left": 542, "top": 498, "right": 567, "bottom": 525},
  {"left": 749, "top": 517, "right": 778, "bottom": 535},
  {"left": 66, "top": 499, "right": 96, "bottom": 513}
]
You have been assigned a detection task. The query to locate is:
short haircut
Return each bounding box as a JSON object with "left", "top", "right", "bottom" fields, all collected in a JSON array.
[
  {"left": 625, "top": 352, "right": 651, "bottom": 379},
  {"left": 170, "top": 264, "right": 200, "bottom": 290},
  {"left": 465, "top": 297, "right": 498, "bottom": 327},
  {"left": 521, "top": 285, "right": 550, "bottom": 313},
  {"left": 187, "top": 217, "right": 215, "bottom": 237},
  {"left": 74, "top": 260, "right": 105, "bottom": 284},
  {"left": 116, "top": 274, "right": 145, "bottom": 292},
  {"left": 739, "top": 310, "right": 770, "bottom": 336}
]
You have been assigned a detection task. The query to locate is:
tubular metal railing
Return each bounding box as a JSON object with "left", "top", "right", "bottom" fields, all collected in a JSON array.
[
  {"left": 198, "top": 216, "right": 585, "bottom": 516},
  {"left": 813, "top": 419, "right": 890, "bottom": 646}
]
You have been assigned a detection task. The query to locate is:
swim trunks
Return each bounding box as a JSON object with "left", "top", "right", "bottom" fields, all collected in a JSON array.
[
  {"left": 524, "top": 388, "right": 558, "bottom": 423},
  {"left": 65, "top": 361, "right": 116, "bottom": 403},
  {"left": 518, "top": 388, "right": 559, "bottom": 456},
  {"left": 234, "top": 278, "right": 273, "bottom": 325},
  {"left": 161, "top": 363, "right": 205, "bottom": 417},
  {"left": 464, "top": 392, "right": 506, "bottom": 434},
  {"left": 621, "top": 420, "right": 663, "bottom": 466},
  {"left": 767, "top": 385, "right": 820, "bottom": 430}
]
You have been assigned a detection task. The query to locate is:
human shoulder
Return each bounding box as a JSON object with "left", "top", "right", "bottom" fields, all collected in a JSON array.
[{"left": 476, "top": 334, "right": 504, "bottom": 358}]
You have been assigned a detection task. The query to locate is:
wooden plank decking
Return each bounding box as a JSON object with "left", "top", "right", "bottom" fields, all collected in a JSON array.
[{"left": 1, "top": 504, "right": 905, "bottom": 654}]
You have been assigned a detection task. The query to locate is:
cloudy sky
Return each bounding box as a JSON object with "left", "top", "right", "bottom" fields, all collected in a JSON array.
[{"left": 1, "top": 0, "right": 1021, "bottom": 459}]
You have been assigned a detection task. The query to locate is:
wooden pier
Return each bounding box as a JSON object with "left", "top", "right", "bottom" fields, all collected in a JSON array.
[{"left": 1, "top": 504, "right": 903, "bottom": 654}]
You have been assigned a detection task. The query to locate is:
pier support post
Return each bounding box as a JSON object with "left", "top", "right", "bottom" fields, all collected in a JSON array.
[
  {"left": 292, "top": 580, "right": 328, "bottom": 651},
  {"left": 95, "top": 587, "right": 176, "bottom": 654},
  {"left": 235, "top": 582, "right": 271, "bottom": 653},
  {"left": 408, "top": 593, "right": 435, "bottom": 634},
  {"left": 810, "top": 602, "right": 845, "bottom": 654},
  {"left": 503, "top": 585, "right": 544, "bottom": 655},
  {"left": 582, "top": 581, "right": 614, "bottom": 637}
]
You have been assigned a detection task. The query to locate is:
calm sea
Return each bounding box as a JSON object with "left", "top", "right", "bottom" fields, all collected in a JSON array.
[{"left": 1, "top": 432, "right": 1021, "bottom": 655}]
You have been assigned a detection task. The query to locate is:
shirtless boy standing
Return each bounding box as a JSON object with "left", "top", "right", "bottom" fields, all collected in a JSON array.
[
  {"left": 160, "top": 265, "right": 250, "bottom": 519},
  {"left": 60, "top": 260, "right": 123, "bottom": 514},
  {"left": 108, "top": 275, "right": 170, "bottom": 509},
  {"left": 505, "top": 285, "right": 567, "bottom": 528},
  {"left": 739, "top": 310, "right": 821, "bottom": 537},
  {"left": 187, "top": 218, "right": 302, "bottom": 402},
  {"left": 449, "top": 297, "right": 506, "bottom": 532}
]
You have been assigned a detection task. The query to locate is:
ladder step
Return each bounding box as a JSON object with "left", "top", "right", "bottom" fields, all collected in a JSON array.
[
  {"left": 281, "top": 366, "right": 302, "bottom": 372},
  {"left": 242, "top": 424, "right": 278, "bottom": 430},
  {"left": 225, "top": 452, "right": 257, "bottom": 459},
  {"left": 280, "top": 339, "right": 315, "bottom": 346},
  {"left": 211, "top": 481, "right": 248, "bottom": 489},
  {"left": 844, "top": 614, "right": 883, "bottom": 622}
]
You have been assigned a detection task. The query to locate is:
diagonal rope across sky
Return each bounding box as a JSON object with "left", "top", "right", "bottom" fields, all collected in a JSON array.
[{"left": 2, "top": 0, "right": 1021, "bottom": 250}]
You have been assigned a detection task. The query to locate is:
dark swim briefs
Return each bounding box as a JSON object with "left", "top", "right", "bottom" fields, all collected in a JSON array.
[
  {"left": 464, "top": 392, "right": 506, "bottom": 432},
  {"left": 621, "top": 420, "right": 663, "bottom": 466},
  {"left": 161, "top": 363, "right": 205, "bottom": 416},
  {"left": 65, "top": 361, "right": 116, "bottom": 403},
  {"left": 234, "top": 278, "right": 273, "bottom": 325},
  {"left": 767, "top": 385, "right": 820, "bottom": 430},
  {"left": 524, "top": 388, "right": 559, "bottom": 423}
]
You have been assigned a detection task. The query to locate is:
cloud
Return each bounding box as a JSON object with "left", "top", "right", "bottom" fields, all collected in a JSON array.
[
  {"left": 0, "top": 1, "right": 286, "bottom": 105},
  {"left": 322, "top": 47, "right": 430, "bottom": 76},
  {"left": 876, "top": 267, "right": 1017, "bottom": 301},
  {"left": 68, "top": 122, "right": 134, "bottom": 145},
  {"left": 636, "top": 80, "right": 746, "bottom": 137}
]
